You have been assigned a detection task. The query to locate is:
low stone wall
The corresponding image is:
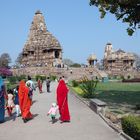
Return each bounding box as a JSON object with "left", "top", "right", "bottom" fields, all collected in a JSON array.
[{"left": 11, "top": 67, "right": 106, "bottom": 80}]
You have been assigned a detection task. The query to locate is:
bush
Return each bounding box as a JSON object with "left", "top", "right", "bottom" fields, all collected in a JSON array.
[
  {"left": 120, "top": 75, "right": 125, "bottom": 80},
  {"left": 135, "top": 104, "right": 140, "bottom": 110},
  {"left": 72, "top": 80, "right": 79, "bottom": 87},
  {"left": 0, "top": 67, "right": 12, "bottom": 76},
  {"left": 17, "top": 75, "right": 26, "bottom": 81},
  {"left": 121, "top": 115, "right": 140, "bottom": 140},
  {"left": 79, "top": 76, "right": 98, "bottom": 98},
  {"left": 50, "top": 75, "right": 57, "bottom": 81},
  {"left": 7, "top": 76, "right": 17, "bottom": 84},
  {"left": 6, "top": 83, "right": 17, "bottom": 90},
  {"left": 35, "top": 75, "right": 46, "bottom": 82},
  {"left": 41, "top": 75, "right": 46, "bottom": 81},
  {"left": 127, "top": 75, "right": 131, "bottom": 79}
]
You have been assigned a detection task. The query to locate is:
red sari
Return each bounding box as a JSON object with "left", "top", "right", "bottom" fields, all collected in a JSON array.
[
  {"left": 56, "top": 79, "right": 70, "bottom": 122},
  {"left": 38, "top": 79, "right": 42, "bottom": 93},
  {"left": 18, "top": 80, "right": 32, "bottom": 120}
]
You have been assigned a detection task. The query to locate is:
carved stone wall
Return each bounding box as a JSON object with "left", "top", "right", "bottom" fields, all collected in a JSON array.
[
  {"left": 21, "top": 10, "right": 62, "bottom": 67},
  {"left": 103, "top": 43, "right": 135, "bottom": 76}
]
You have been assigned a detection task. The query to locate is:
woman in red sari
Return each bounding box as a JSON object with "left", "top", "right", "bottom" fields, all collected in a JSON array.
[
  {"left": 18, "top": 80, "right": 33, "bottom": 123},
  {"left": 56, "top": 78, "right": 70, "bottom": 122},
  {"left": 37, "top": 79, "right": 42, "bottom": 93}
]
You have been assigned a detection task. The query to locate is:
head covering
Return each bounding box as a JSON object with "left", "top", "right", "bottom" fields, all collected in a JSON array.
[
  {"left": 19, "top": 80, "right": 26, "bottom": 92},
  {"left": 0, "top": 76, "right": 4, "bottom": 91},
  {"left": 52, "top": 102, "right": 57, "bottom": 107}
]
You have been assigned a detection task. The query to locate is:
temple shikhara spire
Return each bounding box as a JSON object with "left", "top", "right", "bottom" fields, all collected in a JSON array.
[{"left": 21, "top": 10, "right": 62, "bottom": 67}]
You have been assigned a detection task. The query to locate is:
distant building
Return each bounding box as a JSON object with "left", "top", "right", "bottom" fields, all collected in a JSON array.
[
  {"left": 21, "top": 10, "right": 63, "bottom": 67},
  {"left": 87, "top": 54, "right": 97, "bottom": 66},
  {"left": 103, "top": 43, "right": 135, "bottom": 75}
]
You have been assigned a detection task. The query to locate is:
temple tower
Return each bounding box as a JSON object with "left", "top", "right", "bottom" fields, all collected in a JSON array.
[{"left": 21, "top": 10, "right": 62, "bottom": 67}]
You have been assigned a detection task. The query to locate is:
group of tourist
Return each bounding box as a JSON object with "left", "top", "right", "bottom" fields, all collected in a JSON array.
[{"left": 0, "top": 75, "right": 70, "bottom": 124}]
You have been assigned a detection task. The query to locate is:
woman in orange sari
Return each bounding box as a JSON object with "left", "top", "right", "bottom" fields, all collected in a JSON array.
[
  {"left": 56, "top": 78, "right": 70, "bottom": 122},
  {"left": 18, "top": 80, "right": 33, "bottom": 123}
]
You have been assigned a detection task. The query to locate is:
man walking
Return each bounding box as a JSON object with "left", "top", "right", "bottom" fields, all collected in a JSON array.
[{"left": 46, "top": 77, "right": 51, "bottom": 92}]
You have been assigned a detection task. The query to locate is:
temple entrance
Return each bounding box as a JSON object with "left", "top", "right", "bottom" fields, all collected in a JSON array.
[{"left": 55, "top": 51, "right": 59, "bottom": 58}]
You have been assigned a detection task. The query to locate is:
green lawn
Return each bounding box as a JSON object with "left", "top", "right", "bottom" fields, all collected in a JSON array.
[
  {"left": 96, "top": 82, "right": 140, "bottom": 105},
  {"left": 72, "top": 82, "right": 140, "bottom": 114}
]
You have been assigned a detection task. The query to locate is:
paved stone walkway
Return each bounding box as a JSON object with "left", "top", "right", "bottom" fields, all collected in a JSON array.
[{"left": 0, "top": 81, "right": 124, "bottom": 140}]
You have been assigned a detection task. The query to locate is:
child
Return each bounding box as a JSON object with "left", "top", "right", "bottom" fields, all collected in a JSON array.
[
  {"left": 47, "top": 102, "right": 59, "bottom": 123},
  {"left": 13, "top": 86, "right": 21, "bottom": 117},
  {"left": 7, "top": 89, "right": 15, "bottom": 116},
  {"left": 26, "top": 82, "right": 33, "bottom": 101}
]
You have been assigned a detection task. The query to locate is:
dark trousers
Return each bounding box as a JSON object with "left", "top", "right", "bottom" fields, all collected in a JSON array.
[{"left": 47, "top": 85, "right": 50, "bottom": 92}]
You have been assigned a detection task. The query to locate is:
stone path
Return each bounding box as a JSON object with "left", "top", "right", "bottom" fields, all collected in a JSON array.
[{"left": 0, "top": 81, "right": 124, "bottom": 140}]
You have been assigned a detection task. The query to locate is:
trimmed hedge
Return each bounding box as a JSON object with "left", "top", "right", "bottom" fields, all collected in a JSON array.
[
  {"left": 71, "top": 80, "right": 79, "bottom": 87},
  {"left": 121, "top": 115, "right": 140, "bottom": 140},
  {"left": 35, "top": 75, "right": 46, "bottom": 82},
  {"left": 50, "top": 75, "right": 57, "bottom": 81}
]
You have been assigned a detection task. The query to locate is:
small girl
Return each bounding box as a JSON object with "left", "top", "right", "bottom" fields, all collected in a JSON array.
[
  {"left": 47, "top": 102, "right": 59, "bottom": 123},
  {"left": 7, "top": 89, "right": 15, "bottom": 116}
]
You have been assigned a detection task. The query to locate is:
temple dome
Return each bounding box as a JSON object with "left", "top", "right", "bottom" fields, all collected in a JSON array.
[{"left": 87, "top": 54, "right": 97, "bottom": 61}]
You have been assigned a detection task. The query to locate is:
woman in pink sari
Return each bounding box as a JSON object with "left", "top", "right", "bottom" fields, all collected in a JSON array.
[{"left": 56, "top": 78, "right": 70, "bottom": 122}]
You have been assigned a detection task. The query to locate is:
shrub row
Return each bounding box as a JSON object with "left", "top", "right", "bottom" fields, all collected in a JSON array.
[
  {"left": 121, "top": 115, "right": 140, "bottom": 140},
  {"left": 35, "top": 75, "right": 57, "bottom": 82},
  {"left": 7, "top": 75, "right": 26, "bottom": 84}
]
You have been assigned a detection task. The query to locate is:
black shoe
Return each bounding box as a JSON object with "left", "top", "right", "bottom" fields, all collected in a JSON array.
[
  {"left": 0, "top": 120, "right": 5, "bottom": 123},
  {"left": 22, "top": 118, "right": 28, "bottom": 123}
]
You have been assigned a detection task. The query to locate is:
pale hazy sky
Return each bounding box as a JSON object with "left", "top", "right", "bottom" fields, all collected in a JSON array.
[{"left": 0, "top": 0, "right": 140, "bottom": 65}]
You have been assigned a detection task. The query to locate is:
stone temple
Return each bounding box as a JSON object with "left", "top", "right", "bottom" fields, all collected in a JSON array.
[
  {"left": 21, "top": 10, "right": 63, "bottom": 67},
  {"left": 103, "top": 43, "right": 135, "bottom": 75}
]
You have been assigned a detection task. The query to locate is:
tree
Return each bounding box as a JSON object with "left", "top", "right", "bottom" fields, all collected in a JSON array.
[
  {"left": 63, "top": 58, "right": 74, "bottom": 66},
  {"left": 15, "top": 52, "right": 23, "bottom": 66},
  {"left": 70, "top": 63, "right": 81, "bottom": 67},
  {"left": 90, "top": 0, "right": 140, "bottom": 36},
  {"left": 0, "top": 53, "right": 11, "bottom": 67},
  {"left": 133, "top": 53, "right": 140, "bottom": 69}
]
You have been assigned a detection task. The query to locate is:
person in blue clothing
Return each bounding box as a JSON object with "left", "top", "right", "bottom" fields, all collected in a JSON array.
[
  {"left": 13, "top": 85, "right": 21, "bottom": 117},
  {"left": 0, "top": 76, "right": 6, "bottom": 123}
]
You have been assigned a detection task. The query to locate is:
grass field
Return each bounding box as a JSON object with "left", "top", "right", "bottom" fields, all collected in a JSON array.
[{"left": 72, "top": 82, "right": 140, "bottom": 114}]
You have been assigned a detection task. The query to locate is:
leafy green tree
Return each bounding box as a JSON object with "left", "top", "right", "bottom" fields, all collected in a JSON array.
[
  {"left": 70, "top": 63, "right": 81, "bottom": 67},
  {"left": 0, "top": 53, "right": 11, "bottom": 67},
  {"left": 90, "top": 0, "right": 140, "bottom": 36}
]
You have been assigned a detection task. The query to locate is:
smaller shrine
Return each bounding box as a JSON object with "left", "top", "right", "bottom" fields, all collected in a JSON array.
[{"left": 87, "top": 54, "right": 97, "bottom": 66}]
